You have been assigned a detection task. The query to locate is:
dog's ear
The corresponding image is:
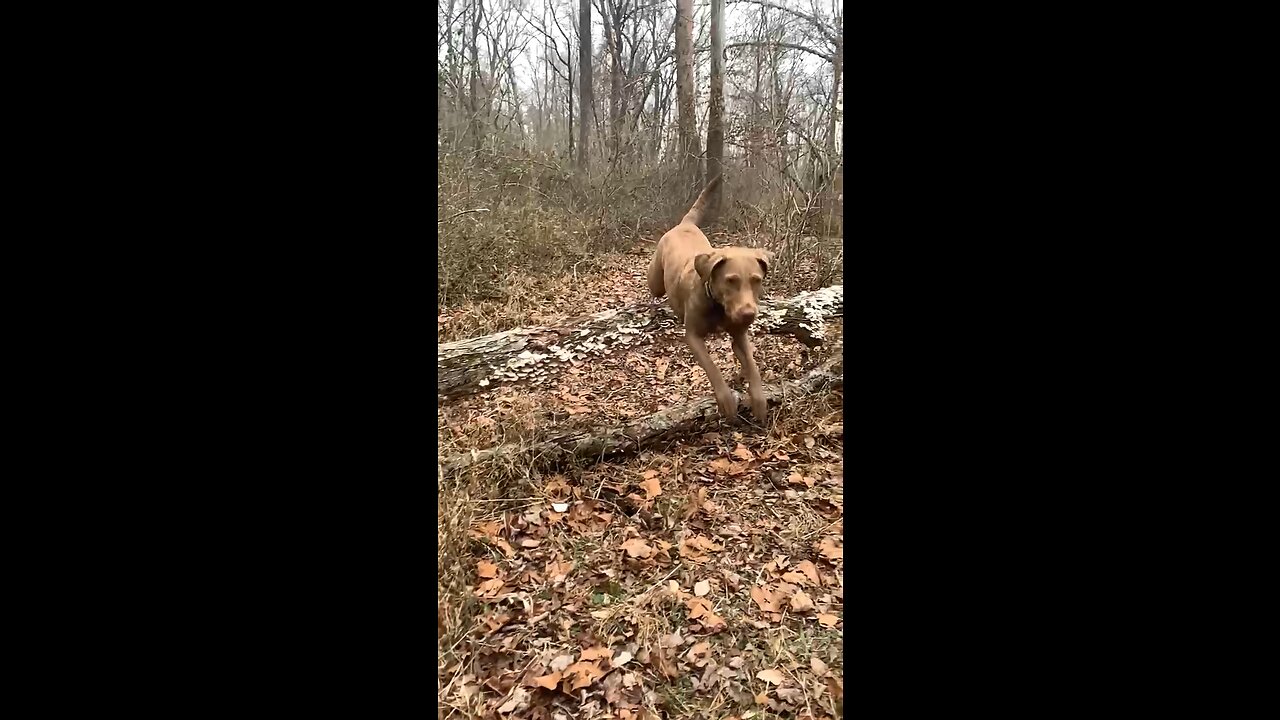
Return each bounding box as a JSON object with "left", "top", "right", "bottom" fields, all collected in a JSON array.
[
  {"left": 695, "top": 252, "right": 727, "bottom": 281},
  {"left": 754, "top": 249, "right": 774, "bottom": 278}
]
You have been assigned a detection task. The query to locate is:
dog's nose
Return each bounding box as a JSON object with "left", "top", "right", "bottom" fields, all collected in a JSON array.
[{"left": 738, "top": 308, "right": 757, "bottom": 323}]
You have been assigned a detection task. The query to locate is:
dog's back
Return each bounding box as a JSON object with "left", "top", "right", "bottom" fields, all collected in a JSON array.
[{"left": 647, "top": 176, "right": 723, "bottom": 302}]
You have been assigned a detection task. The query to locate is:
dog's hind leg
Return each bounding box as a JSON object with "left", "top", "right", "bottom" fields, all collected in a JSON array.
[{"left": 646, "top": 249, "right": 666, "bottom": 297}]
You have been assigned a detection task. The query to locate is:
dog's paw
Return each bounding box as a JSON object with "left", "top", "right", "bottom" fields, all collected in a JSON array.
[
  {"left": 750, "top": 395, "right": 768, "bottom": 423},
  {"left": 715, "top": 390, "right": 739, "bottom": 419}
]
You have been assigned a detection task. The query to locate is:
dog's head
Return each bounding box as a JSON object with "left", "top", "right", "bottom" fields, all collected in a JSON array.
[{"left": 695, "top": 247, "right": 773, "bottom": 326}]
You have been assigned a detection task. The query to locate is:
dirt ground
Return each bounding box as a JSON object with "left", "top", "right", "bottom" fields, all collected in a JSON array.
[{"left": 438, "top": 244, "right": 844, "bottom": 720}]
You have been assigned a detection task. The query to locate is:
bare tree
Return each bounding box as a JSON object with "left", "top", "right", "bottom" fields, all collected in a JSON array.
[
  {"left": 578, "top": 0, "right": 593, "bottom": 171},
  {"left": 470, "top": 0, "right": 483, "bottom": 151},
  {"left": 674, "top": 0, "right": 699, "bottom": 193},
  {"left": 706, "top": 0, "right": 725, "bottom": 217}
]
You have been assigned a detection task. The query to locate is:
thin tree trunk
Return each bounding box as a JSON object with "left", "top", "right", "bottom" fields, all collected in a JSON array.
[
  {"left": 470, "top": 0, "right": 482, "bottom": 151},
  {"left": 706, "top": 0, "right": 725, "bottom": 217},
  {"left": 674, "top": 0, "right": 698, "bottom": 193},
  {"left": 578, "top": 0, "right": 593, "bottom": 172}
]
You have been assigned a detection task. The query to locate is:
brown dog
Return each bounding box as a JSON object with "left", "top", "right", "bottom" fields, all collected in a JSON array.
[{"left": 647, "top": 175, "right": 773, "bottom": 422}]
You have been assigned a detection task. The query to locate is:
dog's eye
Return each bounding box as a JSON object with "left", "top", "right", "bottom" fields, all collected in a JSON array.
[
  {"left": 726, "top": 275, "right": 740, "bottom": 285},
  {"left": 751, "top": 276, "right": 762, "bottom": 285}
]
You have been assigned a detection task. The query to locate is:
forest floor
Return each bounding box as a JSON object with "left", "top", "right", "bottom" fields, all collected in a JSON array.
[{"left": 438, "top": 238, "right": 844, "bottom": 720}]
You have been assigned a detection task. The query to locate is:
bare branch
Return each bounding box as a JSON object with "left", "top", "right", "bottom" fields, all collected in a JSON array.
[{"left": 724, "top": 41, "right": 832, "bottom": 63}]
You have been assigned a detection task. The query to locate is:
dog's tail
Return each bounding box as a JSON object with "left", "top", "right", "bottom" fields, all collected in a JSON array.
[{"left": 680, "top": 174, "right": 723, "bottom": 227}]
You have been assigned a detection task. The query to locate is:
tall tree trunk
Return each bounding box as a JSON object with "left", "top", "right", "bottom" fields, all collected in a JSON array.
[
  {"left": 578, "top": 0, "right": 593, "bottom": 172},
  {"left": 826, "top": 11, "right": 843, "bottom": 173},
  {"left": 674, "top": 0, "right": 698, "bottom": 195},
  {"left": 605, "top": 2, "right": 621, "bottom": 166},
  {"left": 470, "top": 0, "right": 482, "bottom": 152},
  {"left": 706, "top": 0, "right": 725, "bottom": 218}
]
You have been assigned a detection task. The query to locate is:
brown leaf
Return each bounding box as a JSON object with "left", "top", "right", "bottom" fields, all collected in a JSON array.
[
  {"left": 475, "top": 577, "right": 504, "bottom": 597},
  {"left": 549, "top": 654, "right": 575, "bottom": 673},
  {"left": 565, "top": 660, "right": 604, "bottom": 690},
  {"left": 477, "top": 560, "right": 499, "bottom": 579},
  {"left": 694, "top": 580, "right": 711, "bottom": 597},
  {"left": 751, "top": 585, "right": 781, "bottom": 613},
  {"left": 530, "top": 672, "right": 562, "bottom": 690},
  {"left": 756, "top": 668, "right": 786, "bottom": 686},
  {"left": 621, "top": 538, "right": 655, "bottom": 558},
  {"left": 497, "top": 687, "right": 530, "bottom": 713},
  {"left": 580, "top": 646, "right": 613, "bottom": 661},
  {"left": 810, "top": 657, "right": 829, "bottom": 677},
  {"left": 686, "top": 597, "right": 726, "bottom": 629},
  {"left": 819, "top": 537, "right": 843, "bottom": 560},
  {"left": 755, "top": 692, "right": 770, "bottom": 705},
  {"left": 494, "top": 538, "right": 516, "bottom": 557},
  {"left": 776, "top": 687, "right": 804, "bottom": 704},
  {"left": 708, "top": 458, "right": 733, "bottom": 474},
  {"left": 642, "top": 475, "right": 662, "bottom": 500},
  {"left": 789, "top": 589, "right": 815, "bottom": 613},
  {"left": 641, "top": 469, "right": 659, "bottom": 480},
  {"left": 781, "top": 570, "right": 808, "bottom": 584},
  {"left": 817, "top": 613, "right": 839, "bottom": 627},
  {"left": 796, "top": 560, "right": 820, "bottom": 585},
  {"left": 733, "top": 443, "right": 754, "bottom": 461}
]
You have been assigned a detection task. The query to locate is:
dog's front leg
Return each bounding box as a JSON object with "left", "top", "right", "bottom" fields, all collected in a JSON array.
[
  {"left": 731, "top": 330, "right": 768, "bottom": 423},
  {"left": 686, "top": 332, "right": 738, "bottom": 419}
]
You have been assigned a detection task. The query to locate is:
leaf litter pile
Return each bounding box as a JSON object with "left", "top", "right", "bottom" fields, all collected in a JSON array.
[{"left": 440, "top": 248, "right": 843, "bottom": 720}]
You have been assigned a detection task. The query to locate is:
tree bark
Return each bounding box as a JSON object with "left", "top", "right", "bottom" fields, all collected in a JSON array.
[
  {"left": 706, "top": 0, "right": 725, "bottom": 218},
  {"left": 441, "top": 348, "right": 843, "bottom": 471},
  {"left": 438, "top": 285, "right": 843, "bottom": 399},
  {"left": 470, "top": 0, "right": 483, "bottom": 152},
  {"left": 578, "top": 0, "right": 593, "bottom": 172},
  {"left": 674, "top": 0, "right": 698, "bottom": 194}
]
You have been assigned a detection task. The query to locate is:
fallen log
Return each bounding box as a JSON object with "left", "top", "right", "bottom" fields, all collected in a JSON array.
[
  {"left": 438, "top": 285, "right": 842, "bottom": 400},
  {"left": 440, "top": 348, "right": 842, "bottom": 471}
]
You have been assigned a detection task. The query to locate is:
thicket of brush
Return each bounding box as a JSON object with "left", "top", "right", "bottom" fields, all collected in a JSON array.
[{"left": 438, "top": 145, "right": 842, "bottom": 316}]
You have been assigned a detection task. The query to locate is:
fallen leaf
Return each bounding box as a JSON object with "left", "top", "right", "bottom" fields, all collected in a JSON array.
[
  {"left": 477, "top": 560, "right": 499, "bottom": 579},
  {"left": 789, "top": 589, "right": 815, "bottom": 613},
  {"left": 733, "top": 444, "right": 754, "bottom": 461},
  {"left": 782, "top": 570, "right": 808, "bottom": 584},
  {"left": 565, "top": 661, "right": 605, "bottom": 690},
  {"left": 796, "top": 560, "right": 820, "bottom": 585},
  {"left": 751, "top": 585, "right": 781, "bottom": 613},
  {"left": 530, "top": 672, "right": 562, "bottom": 690},
  {"left": 494, "top": 538, "right": 516, "bottom": 557},
  {"left": 804, "top": 435, "right": 816, "bottom": 448},
  {"left": 475, "top": 577, "right": 504, "bottom": 597},
  {"left": 819, "top": 537, "right": 843, "bottom": 560},
  {"left": 581, "top": 646, "right": 613, "bottom": 661},
  {"left": 811, "top": 657, "right": 829, "bottom": 676},
  {"left": 552, "top": 502, "right": 570, "bottom": 513},
  {"left": 549, "top": 654, "right": 575, "bottom": 672},
  {"left": 818, "top": 613, "right": 839, "bottom": 627},
  {"left": 708, "top": 458, "right": 733, "bottom": 474},
  {"left": 612, "top": 651, "right": 633, "bottom": 668},
  {"left": 621, "top": 538, "right": 655, "bottom": 558},
  {"left": 641, "top": 469, "right": 659, "bottom": 480},
  {"left": 694, "top": 580, "right": 711, "bottom": 597},
  {"left": 756, "top": 668, "right": 786, "bottom": 686},
  {"left": 776, "top": 687, "right": 804, "bottom": 704},
  {"left": 642, "top": 475, "right": 662, "bottom": 500},
  {"left": 497, "top": 687, "right": 529, "bottom": 713},
  {"left": 755, "top": 692, "right": 770, "bottom": 705}
]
